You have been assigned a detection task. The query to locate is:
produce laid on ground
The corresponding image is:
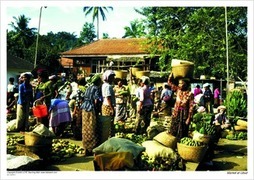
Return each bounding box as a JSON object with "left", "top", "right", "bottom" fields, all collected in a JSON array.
[
  {"left": 50, "top": 139, "right": 86, "bottom": 162},
  {"left": 7, "top": 135, "right": 86, "bottom": 164},
  {"left": 226, "top": 131, "right": 247, "bottom": 140}
]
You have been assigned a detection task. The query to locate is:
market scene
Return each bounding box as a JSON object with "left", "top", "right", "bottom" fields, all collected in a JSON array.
[{"left": 4, "top": 5, "right": 250, "bottom": 175}]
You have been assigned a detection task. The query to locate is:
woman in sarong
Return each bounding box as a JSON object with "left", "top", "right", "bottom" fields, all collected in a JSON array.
[
  {"left": 80, "top": 74, "right": 102, "bottom": 156},
  {"left": 167, "top": 73, "right": 194, "bottom": 141}
]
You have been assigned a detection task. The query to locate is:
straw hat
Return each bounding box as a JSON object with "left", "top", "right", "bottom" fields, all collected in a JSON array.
[{"left": 217, "top": 105, "right": 226, "bottom": 110}]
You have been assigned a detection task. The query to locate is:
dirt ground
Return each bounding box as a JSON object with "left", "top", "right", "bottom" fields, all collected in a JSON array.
[{"left": 196, "top": 138, "right": 248, "bottom": 171}]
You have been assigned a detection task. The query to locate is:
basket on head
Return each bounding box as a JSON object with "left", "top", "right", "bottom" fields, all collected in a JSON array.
[
  {"left": 171, "top": 59, "right": 194, "bottom": 79},
  {"left": 114, "top": 70, "right": 128, "bottom": 79},
  {"left": 135, "top": 71, "right": 150, "bottom": 79},
  {"left": 177, "top": 142, "right": 208, "bottom": 163}
]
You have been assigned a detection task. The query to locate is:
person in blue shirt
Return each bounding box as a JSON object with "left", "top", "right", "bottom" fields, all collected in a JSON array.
[{"left": 16, "top": 73, "right": 33, "bottom": 131}]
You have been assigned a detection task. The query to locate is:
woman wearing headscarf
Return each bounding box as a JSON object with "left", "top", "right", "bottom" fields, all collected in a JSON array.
[
  {"left": 135, "top": 76, "right": 153, "bottom": 135},
  {"left": 16, "top": 73, "right": 33, "bottom": 131},
  {"left": 81, "top": 74, "right": 102, "bottom": 155},
  {"left": 167, "top": 73, "right": 194, "bottom": 141},
  {"left": 101, "top": 70, "right": 116, "bottom": 136}
]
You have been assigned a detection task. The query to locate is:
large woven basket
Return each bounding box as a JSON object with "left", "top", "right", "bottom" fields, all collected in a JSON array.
[
  {"left": 135, "top": 71, "right": 150, "bottom": 79},
  {"left": 177, "top": 143, "right": 208, "bottom": 163},
  {"left": 131, "top": 67, "right": 141, "bottom": 76},
  {"left": 192, "top": 131, "right": 212, "bottom": 144},
  {"left": 16, "top": 140, "right": 52, "bottom": 160},
  {"left": 24, "top": 132, "right": 53, "bottom": 146},
  {"left": 172, "top": 64, "right": 194, "bottom": 79},
  {"left": 114, "top": 70, "right": 128, "bottom": 79}
]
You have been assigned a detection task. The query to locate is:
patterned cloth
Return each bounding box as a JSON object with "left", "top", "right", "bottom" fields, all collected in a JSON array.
[
  {"left": 82, "top": 110, "right": 99, "bottom": 152},
  {"left": 169, "top": 90, "right": 194, "bottom": 141},
  {"left": 114, "top": 85, "right": 128, "bottom": 122}
]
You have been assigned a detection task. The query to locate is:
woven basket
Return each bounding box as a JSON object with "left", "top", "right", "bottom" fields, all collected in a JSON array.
[
  {"left": 114, "top": 70, "right": 128, "bottom": 79},
  {"left": 192, "top": 131, "right": 212, "bottom": 144},
  {"left": 153, "top": 131, "right": 177, "bottom": 149},
  {"left": 16, "top": 140, "right": 52, "bottom": 159},
  {"left": 131, "top": 67, "right": 141, "bottom": 76},
  {"left": 135, "top": 71, "right": 150, "bottom": 79},
  {"left": 24, "top": 132, "right": 52, "bottom": 146},
  {"left": 177, "top": 143, "right": 208, "bottom": 163},
  {"left": 172, "top": 64, "right": 194, "bottom": 79}
]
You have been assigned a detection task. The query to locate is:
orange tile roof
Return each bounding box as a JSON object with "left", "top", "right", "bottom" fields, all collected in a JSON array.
[{"left": 61, "top": 38, "right": 149, "bottom": 56}]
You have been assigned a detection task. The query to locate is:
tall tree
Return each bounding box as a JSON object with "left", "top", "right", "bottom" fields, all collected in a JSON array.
[
  {"left": 122, "top": 19, "right": 146, "bottom": 38},
  {"left": 78, "top": 22, "right": 97, "bottom": 45},
  {"left": 8, "top": 14, "right": 36, "bottom": 58},
  {"left": 137, "top": 7, "right": 247, "bottom": 81},
  {"left": 83, "top": 6, "right": 113, "bottom": 39}
]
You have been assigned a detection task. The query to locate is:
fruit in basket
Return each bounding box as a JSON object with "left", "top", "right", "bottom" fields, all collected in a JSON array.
[{"left": 180, "top": 137, "right": 204, "bottom": 147}]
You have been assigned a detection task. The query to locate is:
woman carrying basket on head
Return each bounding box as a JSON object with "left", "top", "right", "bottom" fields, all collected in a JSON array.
[{"left": 167, "top": 72, "right": 194, "bottom": 141}]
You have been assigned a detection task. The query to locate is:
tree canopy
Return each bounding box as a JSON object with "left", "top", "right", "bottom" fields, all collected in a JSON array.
[{"left": 136, "top": 7, "right": 247, "bottom": 81}]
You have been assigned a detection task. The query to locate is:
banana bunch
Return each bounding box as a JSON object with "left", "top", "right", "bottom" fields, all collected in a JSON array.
[
  {"left": 51, "top": 139, "right": 85, "bottom": 162},
  {"left": 196, "top": 122, "right": 216, "bottom": 136},
  {"left": 7, "top": 135, "right": 24, "bottom": 154},
  {"left": 180, "top": 137, "right": 204, "bottom": 147}
]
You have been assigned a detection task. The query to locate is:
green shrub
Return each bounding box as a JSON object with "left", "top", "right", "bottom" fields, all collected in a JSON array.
[{"left": 224, "top": 89, "right": 247, "bottom": 118}]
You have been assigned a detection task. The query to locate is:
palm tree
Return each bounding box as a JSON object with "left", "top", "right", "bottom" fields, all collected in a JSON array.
[
  {"left": 83, "top": 6, "right": 113, "bottom": 40},
  {"left": 9, "top": 14, "right": 36, "bottom": 48}
]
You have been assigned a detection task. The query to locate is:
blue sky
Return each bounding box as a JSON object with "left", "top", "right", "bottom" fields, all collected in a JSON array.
[{"left": 6, "top": 6, "right": 145, "bottom": 38}]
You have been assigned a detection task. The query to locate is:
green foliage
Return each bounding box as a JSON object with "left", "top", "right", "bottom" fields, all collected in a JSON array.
[
  {"left": 226, "top": 131, "right": 247, "bottom": 140},
  {"left": 137, "top": 7, "right": 247, "bottom": 80},
  {"left": 79, "top": 22, "right": 96, "bottom": 44},
  {"left": 122, "top": 19, "right": 147, "bottom": 38},
  {"left": 224, "top": 89, "right": 247, "bottom": 118}
]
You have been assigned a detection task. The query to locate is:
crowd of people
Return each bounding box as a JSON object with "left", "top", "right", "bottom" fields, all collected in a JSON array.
[{"left": 7, "top": 68, "right": 230, "bottom": 155}]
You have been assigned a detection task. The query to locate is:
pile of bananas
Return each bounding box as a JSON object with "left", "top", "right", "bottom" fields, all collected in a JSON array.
[
  {"left": 139, "top": 152, "right": 183, "bottom": 171},
  {"left": 179, "top": 137, "right": 204, "bottom": 147},
  {"left": 196, "top": 122, "right": 216, "bottom": 136},
  {"left": 7, "top": 135, "right": 24, "bottom": 154},
  {"left": 50, "top": 139, "right": 85, "bottom": 162},
  {"left": 114, "top": 133, "right": 147, "bottom": 145}
]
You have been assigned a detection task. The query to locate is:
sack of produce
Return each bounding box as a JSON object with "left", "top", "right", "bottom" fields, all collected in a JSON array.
[{"left": 142, "top": 140, "right": 177, "bottom": 161}]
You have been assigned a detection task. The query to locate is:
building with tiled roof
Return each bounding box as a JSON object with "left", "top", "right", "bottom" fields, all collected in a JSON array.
[
  {"left": 7, "top": 51, "right": 34, "bottom": 85},
  {"left": 60, "top": 38, "right": 160, "bottom": 77}
]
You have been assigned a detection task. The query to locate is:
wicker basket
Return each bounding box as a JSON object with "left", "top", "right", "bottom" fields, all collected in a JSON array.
[
  {"left": 24, "top": 132, "right": 53, "bottom": 146},
  {"left": 172, "top": 64, "right": 194, "bottom": 79},
  {"left": 177, "top": 143, "right": 208, "bottom": 163},
  {"left": 114, "top": 70, "right": 128, "bottom": 79},
  {"left": 135, "top": 71, "right": 150, "bottom": 79},
  {"left": 16, "top": 140, "right": 52, "bottom": 160},
  {"left": 131, "top": 67, "right": 141, "bottom": 76},
  {"left": 192, "top": 131, "right": 212, "bottom": 144}
]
